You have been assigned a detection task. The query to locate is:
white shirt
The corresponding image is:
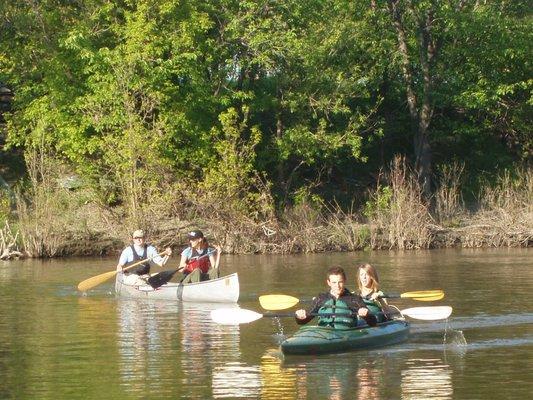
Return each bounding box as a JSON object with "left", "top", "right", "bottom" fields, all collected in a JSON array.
[{"left": 118, "top": 244, "right": 165, "bottom": 267}]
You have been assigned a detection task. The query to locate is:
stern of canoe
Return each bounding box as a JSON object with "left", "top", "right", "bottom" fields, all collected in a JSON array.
[{"left": 180, "top": 273, "right": 239, "bottom": 303}]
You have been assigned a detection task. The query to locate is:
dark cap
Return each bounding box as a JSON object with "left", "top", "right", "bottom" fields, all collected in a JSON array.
[{"left": 187, "top": 230, "right": 204, "bottom": 239}]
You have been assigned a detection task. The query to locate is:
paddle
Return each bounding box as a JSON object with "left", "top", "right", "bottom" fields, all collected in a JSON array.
[
  {"left": 211, "top": 308, "right": 352, "bottom": 325},
  {"left": 259, "top": 290, "right": 445, "bottom": 311},
  {"left": 77, "top": 250, "right": 170, "bottom": 292},
  {"left": 401, "top": 306, "right": 453, "bottom": 321},
  {"left": 211, "top": 305, "right": 453, "bottom": 325},
  {"left": 147, "top": 250, "right": 216, "bottom": 289}
]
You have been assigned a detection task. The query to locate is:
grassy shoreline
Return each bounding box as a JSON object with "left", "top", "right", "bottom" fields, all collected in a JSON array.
[{"left": 1, "top": 160, "right": 531, "bottom": 259}]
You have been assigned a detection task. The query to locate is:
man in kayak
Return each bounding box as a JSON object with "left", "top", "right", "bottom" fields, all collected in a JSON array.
[
  {"left": 295, "top": 266, "right": 377, "bottom": 328},
  {"left": 116, "top": 229, "right": 171, "bottom": 286}
]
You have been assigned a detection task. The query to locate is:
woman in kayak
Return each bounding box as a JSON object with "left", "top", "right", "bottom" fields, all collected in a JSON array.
[
  {"left": 179, "top": 230, "right": 221, "bottom": 283},
  {"left": 294, "top": 266, "right": 377, "bottom": 328},
  {"left": 356, "top": 263, "right": 389, "bottom": 322}
]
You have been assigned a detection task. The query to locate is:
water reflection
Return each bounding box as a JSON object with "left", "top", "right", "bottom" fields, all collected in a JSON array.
[
  {"left": 254, "top": 348, "right": 458, "bottom": 400},
  {"left": 260, "top": 350, "right": 298, "bottom": 399},
  {"left": 116, "top": 299, "right": 242, "bottom": 398},
  {"left": 116, "top": 299, "right": 168, "bottom": 394},
  {"left": 355, "top": 362, "right": 380, "bottom": 400},
  {"left": 259, "top": 350, "right": 394, "bottom": 400},
  {"left": 178, "top": 303, "right": 242, "bottom": 398},
  {"left": 212, "top": 362, "right": 262, "bottom": 398},
  {"left": 400, "top": 358, "right": 453, "bottom": 400}
]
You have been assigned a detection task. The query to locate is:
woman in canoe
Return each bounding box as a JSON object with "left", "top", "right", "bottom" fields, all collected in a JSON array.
[
  {"left": 179, "top": 230, "right": 221, "bottom": 283},
  {"left": 356, "top": 263, "right": 389, "bottom": 322},
  {"left": 295, "top": 266, "right": 377, "bottom": 328}
]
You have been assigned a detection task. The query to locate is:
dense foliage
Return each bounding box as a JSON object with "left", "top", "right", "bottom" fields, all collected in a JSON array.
[{"left": 0, "top": 1, "right": 531, "bottom": 254}]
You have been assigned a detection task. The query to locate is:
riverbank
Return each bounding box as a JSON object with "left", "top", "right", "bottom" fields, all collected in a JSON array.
[{"left": 1, "top": 161, "right": 531, "bottom": 259}]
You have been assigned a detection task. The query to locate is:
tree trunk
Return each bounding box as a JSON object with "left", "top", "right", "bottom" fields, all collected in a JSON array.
[{"left": 387, "top": 0, "right": 435, "bottom": 198}]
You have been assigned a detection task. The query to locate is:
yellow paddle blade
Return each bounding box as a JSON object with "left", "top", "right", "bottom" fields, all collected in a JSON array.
[
  {"left": 410, "top": 293, "right": 444, "bottom": 301},
  {"left": 77, "top": 270, "right": 118, "bottom": 292},
  {"left": 400, "top": 290, "right": 444, "bottom": 299},
  {"left": 77, "top": 254, "right": 161, "bottom": 292},
  {"left": 259, "top": 294, "right": 300, "bottom": 310}
]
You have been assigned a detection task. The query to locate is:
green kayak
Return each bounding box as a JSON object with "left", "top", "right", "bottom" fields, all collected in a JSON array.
[{"left": 280, "top": 319, "right": 410, "bottom": 355}]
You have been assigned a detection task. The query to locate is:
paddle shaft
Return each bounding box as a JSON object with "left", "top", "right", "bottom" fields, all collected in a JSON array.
[
  {"left": 211, "top": 304, "right": 451, "bottom": 325},
  {"left": 264, "top": 309, "right": 449, "bottom": 320},
  {"left": 77, "top": 251, "right": 168, "bottom": 292},
  {"left": 258, "top": 290, "right": 444, "bottom": 311},
  {"left": 365, "top": 290, "right": 443, "bottom": 300},
  {"left": 264, "top": 311, "right": 352, "bottom": 318},
  {"left": 147, "top": 250, "right": 216, "bottom": 288},
  {"left": 265, "top": 307, "right": 451, "bottom": 321}
]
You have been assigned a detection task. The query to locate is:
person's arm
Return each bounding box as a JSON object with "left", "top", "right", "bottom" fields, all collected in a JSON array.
[
  {"left": 178, "top": 249, "right": 189, "bottom": 270},
  {"left": 147, "top": 246, "right": 172, "bottom": 267},
  {"left": 210, "top": 245, "right": 221, "bottom": 269},
  {"left": 295, "top": 294, "right": 324, "bottom": 325},
  {"left": 350, "top": 295, "right": 378, "bottom": 327},
  {"left": 116, "top": 247, "right": 130, "bottom": 271},
  {"left": 369, "top": 290, "right": 384, "bottom": 301}
]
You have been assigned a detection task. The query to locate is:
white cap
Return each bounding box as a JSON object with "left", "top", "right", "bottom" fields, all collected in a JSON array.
[{"left": 132, "top": 229, "right": 145, "bottom": 238}]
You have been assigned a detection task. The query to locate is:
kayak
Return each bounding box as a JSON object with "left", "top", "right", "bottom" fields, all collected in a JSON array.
[
  {"left": 115, "top": 272, "right": 239, "bottom": 303},
  {"left": 280, "top": 319, "right": 410, "bottom": 355}
]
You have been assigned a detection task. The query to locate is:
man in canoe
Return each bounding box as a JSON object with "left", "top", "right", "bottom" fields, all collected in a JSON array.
[
  {"left": 295, "top": 266, "right": 377, "bottom": 328},
  {"left": 116, "top": 229, "right": 172, "bottom": 286}
]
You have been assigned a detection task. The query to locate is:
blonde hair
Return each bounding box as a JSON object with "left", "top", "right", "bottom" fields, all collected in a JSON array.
[{"left": 357, "top": 263, "right": 380, "bottom": 293}]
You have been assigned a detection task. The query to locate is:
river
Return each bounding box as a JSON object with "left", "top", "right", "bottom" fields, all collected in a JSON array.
[{"left": 0, "top": 248, "right": 531, "bottom": 399}]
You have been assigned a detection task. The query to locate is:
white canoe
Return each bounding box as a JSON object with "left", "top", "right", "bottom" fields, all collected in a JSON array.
[{"left": 115, "top": 272, "right": 239, "bottom": 303}]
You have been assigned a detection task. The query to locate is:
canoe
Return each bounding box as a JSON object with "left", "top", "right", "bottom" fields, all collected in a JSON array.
[
  {"left": 115, "top": 272, "right": 239, "bottom": 303},
  {"left": 280, "top": 319, "right": 410, "bottom": 355}
]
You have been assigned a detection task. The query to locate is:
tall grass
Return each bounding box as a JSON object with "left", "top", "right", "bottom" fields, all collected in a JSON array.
[
  {"left": 434, "top": 161, "right": 466, "bottom": 224},
  {"left": 7, "top": 152, "right": 532, "bottom": 257},
  {"left": 364, "top": 156, "right": 433, "bottom": 249},
  {"left": 460, "top": 167, "right": 533, "bottom": 247},
  {"left": 0, "top": 221, "right": 23, "bottom": 259},
  {"left": 15, "top": 152, "right": 123, "bottom": 257}
]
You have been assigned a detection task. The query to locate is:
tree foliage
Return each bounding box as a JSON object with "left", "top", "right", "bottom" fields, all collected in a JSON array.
[{"left": 0, "top": 0, "right": 530, "bottom": 218}]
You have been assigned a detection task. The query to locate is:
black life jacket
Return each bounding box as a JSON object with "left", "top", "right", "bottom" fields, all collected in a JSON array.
[{"left": 125, "top": 244, "right": 150, "bottom": 275}]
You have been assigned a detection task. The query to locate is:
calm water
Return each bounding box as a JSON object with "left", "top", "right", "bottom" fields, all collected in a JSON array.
[{"left": 0, "top": 248, "right": 531, "bottom": 399}]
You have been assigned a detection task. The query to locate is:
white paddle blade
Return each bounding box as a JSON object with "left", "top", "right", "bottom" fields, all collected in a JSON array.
[
  {"left": 401, "top": 306, "right": 453, "bottom": 321},
  {"left": 210, "top": 308, "right": 263, "bottom": 325}
]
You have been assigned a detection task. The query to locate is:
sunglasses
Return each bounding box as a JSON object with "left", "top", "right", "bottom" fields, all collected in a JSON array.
[{"left": 133, "top": 237, "right": 144, "bottom": 239}]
